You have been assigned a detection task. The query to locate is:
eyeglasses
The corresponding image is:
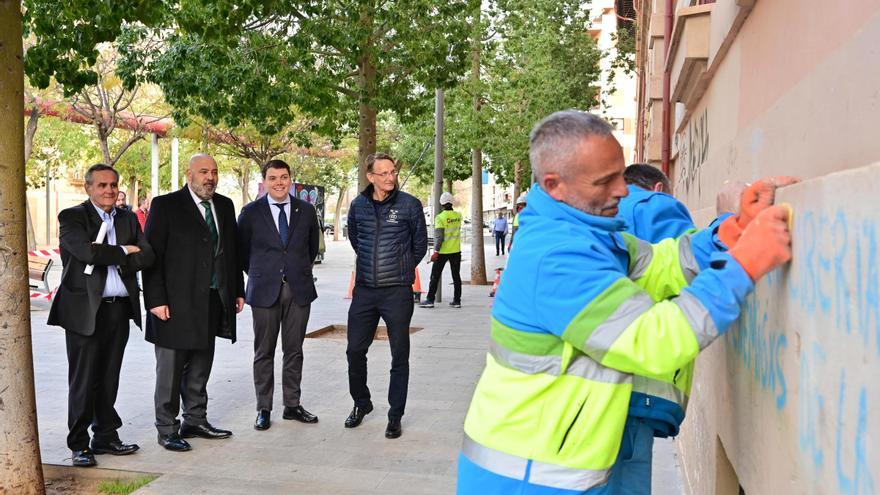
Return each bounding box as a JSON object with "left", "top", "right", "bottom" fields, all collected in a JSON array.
[{"left": 369, "top": 170, "right": 399, "bottom": 179}]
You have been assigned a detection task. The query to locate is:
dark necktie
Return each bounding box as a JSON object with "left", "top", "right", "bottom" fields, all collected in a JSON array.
[
  {"left": 200, "top": 200, "right": 219, "bottom": 288},
  {"left": 200, "top": 201, "right": 219, "bottom": 252},
  {"left": 275, "top": 203, "right": 289, "bottom": 245}
]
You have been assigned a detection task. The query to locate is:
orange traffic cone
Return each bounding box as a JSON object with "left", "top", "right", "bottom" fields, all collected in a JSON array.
[
  {"left": 489, "top": 268, "right": 504, "bottom": 297},
  {"left": 345, "top": 271, "right": 355, "bottom": 299},
  {"left": 412, "top": 268, "right": 423, "bottom": 303}
]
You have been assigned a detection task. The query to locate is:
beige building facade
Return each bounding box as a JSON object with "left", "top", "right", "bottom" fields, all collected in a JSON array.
[{"left": 635, "top": 0, "right": 880, "bottom": 493}]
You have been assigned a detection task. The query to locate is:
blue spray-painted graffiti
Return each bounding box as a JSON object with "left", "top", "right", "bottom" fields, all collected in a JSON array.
[
  {"left": 727, "top": 294, "right": 787, "bottom": 410},
  {"left": 799, "top": 342, "right": 826, "bottom": 469},
  {"left": 789, "top": 209, "right": 880, "bottom": 356},
  {"left": 783, "top": 206, "right": 878, "bottom": 493},
  {"left": 834, "top": 369, "right": 875, "bottom": 495}
]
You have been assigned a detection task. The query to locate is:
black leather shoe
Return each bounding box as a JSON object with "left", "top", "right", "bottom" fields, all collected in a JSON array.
[
  {"left": 385, "top": 418, "right": 402, "bottom": 439},
  {"left": 71, "top": 448, "right": 97, "bottom": 467},
  {"left": 91, "top": 439, "right": 139, "bottom": 456},
  {"left": 179, "top": 422, "right": 232, "bottom": 439},
  {"left": 158, "top": 433, "right": 192, "bottom": 452},
  {"left": 254, "top": 409, "right": 271, "bottom": 430},
  {"left": 283, "top": 405, "right": 318, "bottom": 424},
  {"left": 344, "top": 404, "right": 374, "bottom": 428}
]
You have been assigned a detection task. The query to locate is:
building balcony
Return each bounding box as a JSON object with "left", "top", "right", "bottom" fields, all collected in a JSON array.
[{"left": 666, "top": 4, "right": 712, "bottom": 108}]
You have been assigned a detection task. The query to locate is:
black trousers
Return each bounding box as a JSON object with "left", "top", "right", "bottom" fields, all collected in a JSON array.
[
  {"left": 65, "top": 299, "right": 131, "bottom": 450},
  {"left": 251, "top": 282, "right": 311, "bottom": 411},
  {"left": 153, "top": 289, "right": 221, "bottom": 435},
  {"left": 425, "top": 252, "right": 462, "bottom": 304},
  {"left": 494, "top": 232, "right": 506, "bottom": 255},
  {"left": 346, "top": 285, "right": 413, "bottom": 419}
]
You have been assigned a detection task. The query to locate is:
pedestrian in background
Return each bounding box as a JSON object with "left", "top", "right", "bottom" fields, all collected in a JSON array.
[
  {"left": 491, "top": 211, "right": 507, "bottom": 256},
  {"left": 507, "top": 194, "right": 527, "bottom": 252},
  {"left": 115, "top": 191, "right": 130, "bottom": 211},
  {"left": 135, "top": 197, "right": 150, "bottom": 232},
  {"left": 420, "top": 191, "right": 463, "bottom": 309}
]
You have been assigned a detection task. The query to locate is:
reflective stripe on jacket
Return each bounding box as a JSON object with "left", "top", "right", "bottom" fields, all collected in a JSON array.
[
  {"left": 460, "top": 186, "right": 753, "bottom": 492},
  {"left": 619, "top": 184, "right": 697, "bottom": 436}
]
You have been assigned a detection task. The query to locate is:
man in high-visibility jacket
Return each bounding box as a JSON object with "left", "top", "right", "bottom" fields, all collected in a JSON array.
[
  {"left": 457, "top": 110, "right": 794, "bottom": 494},
  {"left": 508, "top": 193, "right": 527, "bottom": 251},
  {"left": 610, "top": 163, "right": 699, "bottom": 494},
  {"left": 421, "top": 191, "right": 463, "bottom": 308}
]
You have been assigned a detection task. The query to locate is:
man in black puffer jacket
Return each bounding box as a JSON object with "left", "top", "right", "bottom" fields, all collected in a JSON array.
[{"left": 344, "top": 152, "right": 428, "bottom": 439}]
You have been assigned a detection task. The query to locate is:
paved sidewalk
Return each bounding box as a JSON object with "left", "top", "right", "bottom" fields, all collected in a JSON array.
[{"left": 29, "top": 235, "right": 683, "bottom": 494}]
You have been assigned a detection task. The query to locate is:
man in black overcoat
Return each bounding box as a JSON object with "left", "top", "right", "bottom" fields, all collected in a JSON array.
[{"left": 143, "top": 154, "right": 245, "bottom": 451}]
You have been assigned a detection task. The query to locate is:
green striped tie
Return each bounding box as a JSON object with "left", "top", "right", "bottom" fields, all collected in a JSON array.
[{"left": 201, "top": 201, "right": 219, "bottom": 288}]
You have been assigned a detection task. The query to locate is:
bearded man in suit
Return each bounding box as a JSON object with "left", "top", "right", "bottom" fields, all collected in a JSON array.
[{"left": 143, "top": 154, "right": 245, "bottom": 452}]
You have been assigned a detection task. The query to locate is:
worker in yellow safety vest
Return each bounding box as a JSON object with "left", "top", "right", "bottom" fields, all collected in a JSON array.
[
  {"left": 456, "top": 110, "right": 796, "bottom": 494},
  {"left": 420, "top": 191, "right": 463, "bottom": 308},
  {"left": 508, "top": 193, "right": 527, "bottom": 252}
]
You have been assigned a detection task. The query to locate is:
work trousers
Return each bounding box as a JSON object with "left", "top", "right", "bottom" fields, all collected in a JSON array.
[
  {"left": 65, "top": 299, "right": 131, "bottom": 450},
  {"left": 153, "top": 289, "right": 221, "bottom": 435},
  {"left": 425, "top": 252, "right": 462, "bottom": 303},
  {"left": 494, "top": 232, "right": 507, "bottom": 255},
  {"left": 251, "top": 282, "right": 312, "bottom": 411},
  {"left": 346, "top": 285, "right": 413, "bottom": 419},
  {"left": 603, "top": 417, "right": 655, "bottom": 495}
]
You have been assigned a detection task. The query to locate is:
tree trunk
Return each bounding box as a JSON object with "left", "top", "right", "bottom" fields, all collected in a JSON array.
[
  {"left": 0, "top": 2, "right": 46, "bottom": 492},
  {"left": 512, "top": 160, "right": 522, "bottom": 207},
  {"left": 98, "top": 130, "right": 112, "bottom": 165},
  {"left": 469, "top": 6, "right": 487, "bottom": 285},
  {"left": 24, "top": 109, "right": 39, "bottom": 250},
  {"left": 129, "top": 176, "right": 137, "bottom": 203},
  {"left": 239, "top": 161, "right": 253, "bottom": 205},
  {"left": 446, "top": 178, "right": 453, "bottom": 194},
  {"left": 333, "top": 186, "right": 345, "bottom": 241},
  {"left": 356, "top": 23, "right": 377, "bottom": 193},
  {"left": 357, "top": 97, "right": 377, "bottom": 193}
]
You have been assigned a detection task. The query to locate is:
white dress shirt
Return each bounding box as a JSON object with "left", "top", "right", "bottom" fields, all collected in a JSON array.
[
  {"left": 90, "top": 202, "right": 129, "bottom": 298},
  {"left": 267, "top": 194, "right": 291, "bottom": 233}
]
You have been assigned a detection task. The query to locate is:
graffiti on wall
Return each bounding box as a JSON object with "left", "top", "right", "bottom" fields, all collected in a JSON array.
[
  {"left": 674, "top": 108, "right": 709, "bottom": 195},
  {"left": 728, "top": 277, "right": 788, "bottom": 410},
  {"left": 727, "top": 203, "right": 877, "bottom": 494},
  {"left": 789, "top": 208, "right": 877, "bottom": 494}
]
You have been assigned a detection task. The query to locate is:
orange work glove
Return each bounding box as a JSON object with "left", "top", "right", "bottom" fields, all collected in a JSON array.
[
  {"left": 728, "top": 205, "right": 793, "bottom": 282},
  {"left": 738, "top": 176, "right": 800, "bottom": 228},
  {"left": 718, "top": 216, "right": 743, "bottom": 248},
  {"left": 430, "top": 251, "right": 440, "bottom": 263},
  {"left": 720, "top": 176, "right": 799, "bottom": 247}
]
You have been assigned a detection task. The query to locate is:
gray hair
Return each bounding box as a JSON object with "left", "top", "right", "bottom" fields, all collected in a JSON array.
[
  {"left": 529, "top": 110, "right": 615, "bottom": 180},
  {"left": 84, "top": 163, "right": 119, "bottom": 186}
]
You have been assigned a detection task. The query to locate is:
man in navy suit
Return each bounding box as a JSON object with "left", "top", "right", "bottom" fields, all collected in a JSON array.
[{"left": 238, "top": 159, "right": 321, "bottom": 430}]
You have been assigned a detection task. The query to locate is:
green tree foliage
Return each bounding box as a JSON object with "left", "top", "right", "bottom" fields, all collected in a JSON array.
[
  {"left": 116, "top": 0, "right": 478, "bottom": 190},
  {"left": 391, "top": 0, "right": 603, "bottom": 190},
  {"left": 23, "top": 0, "right": 166, "bottom": 94},
  {"left": 483, "top": 0, "right": 603, "bottom": 186},
  {"left": 25, "top": 117, "right": 98, "bottom": 188}
]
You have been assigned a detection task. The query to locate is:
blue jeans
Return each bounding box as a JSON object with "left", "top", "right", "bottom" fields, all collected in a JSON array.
[
  {"left": 604, "top": 417, "right": 655, "bottom": 495},
  {"left": 494, "top": 232, "right": 506, "bottom": 254}
]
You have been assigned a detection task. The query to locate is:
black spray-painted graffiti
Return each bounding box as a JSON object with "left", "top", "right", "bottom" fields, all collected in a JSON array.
[{"left": 675, "top": 108, "right": 709, "bottom": 195}]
